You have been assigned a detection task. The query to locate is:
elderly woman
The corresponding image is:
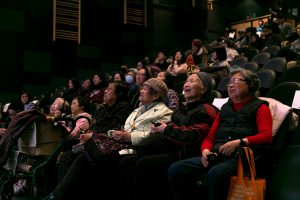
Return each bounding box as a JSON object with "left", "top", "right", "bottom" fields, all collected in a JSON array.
[
  {"left": 168, "top": 68, "right": 272, "bottom": 200},
  {"left": 63, "top": 96, "right": 92, "bottom": 139},
  {"left": 119, "top": 72, "right": 219, "bottom": 200},
  {"left": 91, "top": 81, "right": 131, "bottom": 133},
  {"left": 42, "top": 78, "right": 172, "bottom": 200}
]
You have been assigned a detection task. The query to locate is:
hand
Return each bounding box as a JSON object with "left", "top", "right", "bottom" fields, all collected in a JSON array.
[
  {"left": 112, "top": 130, "right": 131, "bottom": 142},
  {"left": 53, "top": 110, "right": 62, "bottom": 118},
  {"left": 219, "top": 139, "right": 240, "bottom": 156},
  {"left": 150, "top": 121, "right": 167, "bottom": 134},
  {"left": 79, "top": 132, "right": 93, "bottom": 143},
  {"left": 112, "top": 130, "right": 122, "bottom": 141},
  {"left": 201, "top": 149, "right": 211, "bottom": 167}
]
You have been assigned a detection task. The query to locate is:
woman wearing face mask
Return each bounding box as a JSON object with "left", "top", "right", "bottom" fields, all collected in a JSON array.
[{"left": 126, "top": 69, "right": 139, "bottom": 108}]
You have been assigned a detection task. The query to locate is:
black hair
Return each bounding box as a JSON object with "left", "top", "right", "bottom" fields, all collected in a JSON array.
[
  {"left": 113, "top": 81, "right": 129, "bottom": 102},
  {"left": 214, "top": 46, "right": 227, "bottom": 62},
  {"left": 162, "top": 71, "right": 174, "bottom": 89},
  {"left": 73, "top": 96, "right": 89, "bottom": 112}
]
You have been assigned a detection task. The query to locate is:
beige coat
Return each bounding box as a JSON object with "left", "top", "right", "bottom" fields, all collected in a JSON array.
[{"left": 124, "top": 102, "right": 173, "bottom": 145}]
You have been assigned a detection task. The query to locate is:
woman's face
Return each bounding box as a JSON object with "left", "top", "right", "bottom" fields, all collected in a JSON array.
[
  {"left": 183, "top": 74, "right": 205, "bottom": 102},
  {"left": 114, "top": 73, "right": 122, "bottom": 81},
  {"left": 50, "top": 99, "right": 63, "bottom": 115},
  {"left": 103, "top": 83, "right": 117, "bottom": 105},
  {"left": 70, "top": 98, "right": 83, "bottom": 115},
  {"left": 136, "top": 69, "right": 147, "bottom": 86},
  {"left": 82, "top": 79, "right": 91, "bottom": 90},
  {"left": 139, "top": 85, "right": 157, "bottom": 105},
  {"left": 68, "top": 80, "right": 74, "bottom": 89},
  {"left": 251, "top": 35, "right": 257, "bottom": 43},
  {"left": 174, "top": 51, "right": 182, "bottom": 61},
  {"left": 157, "top": 72, "right": 165, "bottom": 82},
  {"left": 21, "top": 93, "right": 29, "bottom": 105},
  {"left": 227, "top": 72, "right": 250, "bottom": 102},
  {"left": 93, "top": 75, "right": 102, "bottom": 86}
]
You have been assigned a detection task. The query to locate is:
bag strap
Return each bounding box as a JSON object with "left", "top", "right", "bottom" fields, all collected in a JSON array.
[
  {"left": 237, "top": 150, "right": 244, "bottom": 181},
  {"left": 244, "top": 147, "right": 257, "bottom": 179},
  {"left": 237, "top": 147, "right": 257, "bottom": 181}
]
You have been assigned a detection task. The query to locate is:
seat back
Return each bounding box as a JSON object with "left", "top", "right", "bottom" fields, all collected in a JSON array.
[
  {"left": 230, "top": 56, "right": 248, "bottom": 67},
  {"left": 266, "top": 145, "right": 300, "bottom": 200},
  {"left": 256, "top": 69, "right": 277, "bottom": 96},
  {"left": 244, "top": 48, "right": 259, "bottom": 61},
  {"left": 266, "top": 82, "right": 300, "bottom": 107},
  {"left": 251, "top": 52, "right": 271, "bottom": 67},
  {"left": 241, "top": 61, "right": 259, "bottom": 72},
  {"left": 216, "top": 76, "right": 230, "bottom": 98},
  {"left": 262, "top": 57, "right": 287, "bottom": 75},
  {"left": 261, "top": 45, "right": 280, "bottom": 58},
  {"left": 279, "top": 66, "right": 300, "bottom": 83}
]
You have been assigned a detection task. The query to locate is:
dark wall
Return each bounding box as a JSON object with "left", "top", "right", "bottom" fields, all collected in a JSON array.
[{"left": 0, "top": 0, "right": 298, "bottom": 103}]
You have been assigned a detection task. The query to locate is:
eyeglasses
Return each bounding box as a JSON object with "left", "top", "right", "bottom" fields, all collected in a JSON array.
[{"left": 227, "top": 78, "right": 246, "bottom": 86}]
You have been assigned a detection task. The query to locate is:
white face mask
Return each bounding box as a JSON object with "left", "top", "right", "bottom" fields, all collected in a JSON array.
[{"left": 125, "top": 75, "right": 134, "bottom": 84}]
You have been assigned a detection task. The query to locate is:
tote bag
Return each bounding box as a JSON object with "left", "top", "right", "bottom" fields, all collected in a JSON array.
[{"left": 227, "top": 147, "right": 266, "bottom": 200}]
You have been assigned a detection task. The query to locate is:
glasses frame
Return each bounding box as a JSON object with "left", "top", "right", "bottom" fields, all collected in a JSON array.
[{"left": 227, "top": 78, "right": 246, "bottom": 87}]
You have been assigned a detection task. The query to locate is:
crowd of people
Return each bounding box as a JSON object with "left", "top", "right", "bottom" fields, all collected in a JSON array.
[{"left": 0, "top": 10, "right": 299, "bottom": 199}]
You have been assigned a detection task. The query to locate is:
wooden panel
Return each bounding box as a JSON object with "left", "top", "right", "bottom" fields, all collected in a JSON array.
[
  {"left": 231, "top": 22, "right": 251, "bottom": 32},
  {"left": 230, "top": 14, "right": 271, "bottom": 32},
  {"left": 53, "top": 0, "right": 81, "bottom": 44}
]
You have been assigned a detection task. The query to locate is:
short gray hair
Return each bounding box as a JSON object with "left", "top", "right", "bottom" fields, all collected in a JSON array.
[{"left": 229, "top": 68, "right": 260, "bottom": 94}]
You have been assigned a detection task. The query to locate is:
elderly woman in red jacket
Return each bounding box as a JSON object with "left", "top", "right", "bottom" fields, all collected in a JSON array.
[{"left": 168, "top": 68, "right": 272, "bottom": 200}]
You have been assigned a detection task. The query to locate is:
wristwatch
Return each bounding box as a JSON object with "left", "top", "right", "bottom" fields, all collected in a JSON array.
[{"left": 240, "top": 138, "right": 246, "bottom": 147}]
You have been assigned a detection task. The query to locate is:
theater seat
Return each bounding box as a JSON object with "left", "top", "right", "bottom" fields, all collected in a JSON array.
[{"left": 266, "top": 145, "right": 300, "bottom": 200}]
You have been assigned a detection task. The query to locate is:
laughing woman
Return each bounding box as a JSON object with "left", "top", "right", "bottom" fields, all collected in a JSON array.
[{"left": 168, "top": 68, "right": 272, "bottom": 200}]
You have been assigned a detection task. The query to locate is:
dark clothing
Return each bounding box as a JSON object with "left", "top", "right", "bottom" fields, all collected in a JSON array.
[
  {"left": 87, "top": 88, "right": 106, "bottom": 104},
  {"left": 54, "top": 151, "right": 94, "bottom": 200},
  {"left": 91, "top": 101, "right": 131, "bottom": 133},
  {"left": 168, "top": 156, "right": 237, "bottom": 200},
  {"left": 168, "top": 97, "right": 271, "bottom": 200},
  {"left": 63, "top": 88, "right": 79, "bottom": 104},
  {"left": 54, "top": 150, "right": 126, "bottom": 200},
  {"left": 263, "top": 33, "right": 284, "bottom": 48},
  {"left": 119, "top": 100, "right": 219, "bottom": 200},
  {"left": 154, "top": 61, "right": 169, "bottom": 71},
  {"left": 129, "top": 89, "right": 141, "bottom": 111},
  {"left": 214, "top": 98, "right": 267, "bottom": 145},
  {"left": 48, "top": 101, "right": 131, "bottom": 199},
  {"left": 128, "top": 84, "right": 140, "bottom": 111},
  {"left": 163, "top": 100, "right": 219, "bottom": 158}
]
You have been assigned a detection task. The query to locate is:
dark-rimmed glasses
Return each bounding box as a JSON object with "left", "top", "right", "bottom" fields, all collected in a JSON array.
[{"left": 227, "top": 78, "right": 246, "bottom": 86}]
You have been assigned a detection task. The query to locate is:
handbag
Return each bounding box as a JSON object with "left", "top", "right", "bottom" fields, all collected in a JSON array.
[
  {"left": 82, "top": 133, "right": 130, "bottom": 161},
  {"left": 227, "top": 147, "right": 266, "bottom": 200}
]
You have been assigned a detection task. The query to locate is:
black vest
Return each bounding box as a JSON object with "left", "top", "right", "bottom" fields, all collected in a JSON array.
[{"left": 213, "top": 98, "right": 268, "bottom": 150}]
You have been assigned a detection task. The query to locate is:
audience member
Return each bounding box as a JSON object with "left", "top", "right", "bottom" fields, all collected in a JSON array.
[
  {"left": 63, "top": 78, "right": 80, "bottom": 104},
  {"left": 119, "top": 72, "right": 219, "bottom": 200},
  {"left": 129, "top": 66, "right": 153, "bottom": 110},
  {"left": 168, "top": 68, "right": 272, "bottom": 200},
  {"left": 41, "top": 78, "right": 172, "bottom": 200},
  {"left": 157, "top": 71, "right": 180, "bottom": 110},
  {"left": 167, "top": 51, "right": 186, "bottom": 76},
  {"left": 87, "top": 73, "right": 108, "bottom": 104},
  {"left": 185, "top": 39, "right": 208, "bottom": 69}
]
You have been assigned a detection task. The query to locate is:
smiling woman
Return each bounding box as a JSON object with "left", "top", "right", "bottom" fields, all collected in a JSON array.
[
  {"left": 168, "top": 68, "right": 272, "bottom": 200},
  {"left": 118, "top": 72, "right": 219, "bottom": 200}
]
